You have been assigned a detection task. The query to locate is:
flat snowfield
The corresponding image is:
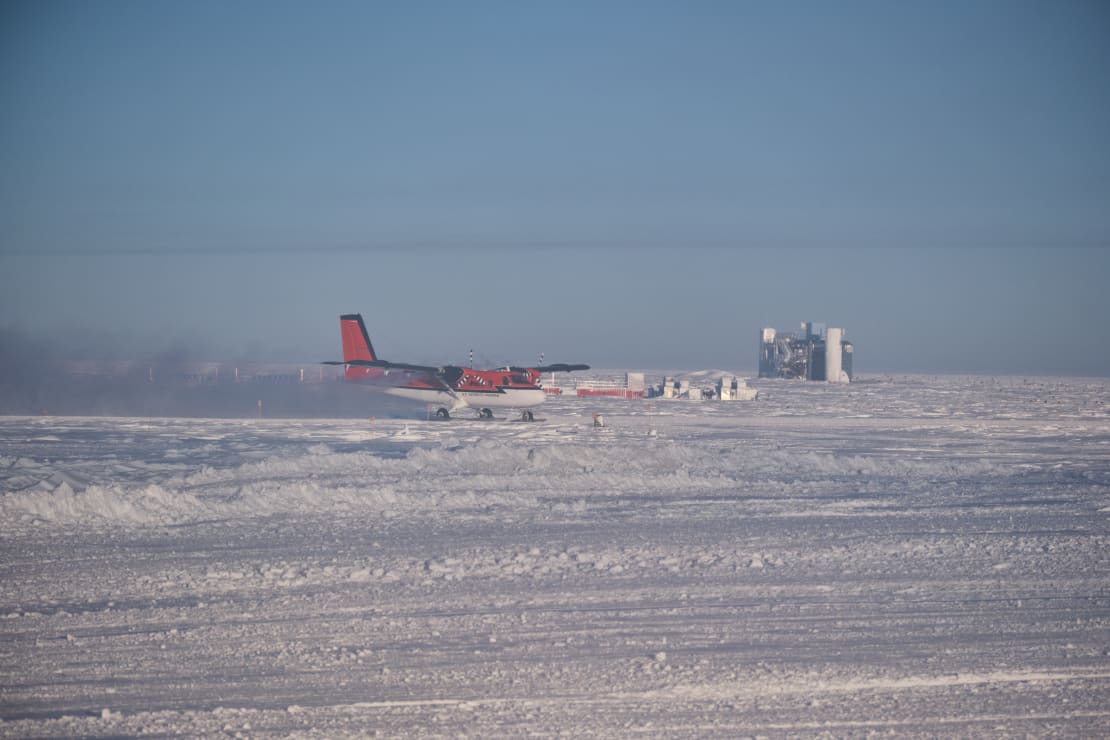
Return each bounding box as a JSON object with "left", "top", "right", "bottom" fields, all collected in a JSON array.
[{"left": 2, "top": 376, "right": 1109, "bottom": 737}]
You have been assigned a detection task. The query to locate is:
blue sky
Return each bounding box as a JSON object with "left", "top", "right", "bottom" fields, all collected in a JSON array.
[{"left": 2, "top": 1, "right": 1108, "bottom": 373}]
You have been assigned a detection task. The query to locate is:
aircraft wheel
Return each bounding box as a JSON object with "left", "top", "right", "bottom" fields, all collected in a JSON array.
[
  {"left": 522, "top": 410, "right": 534, "bottom": 422},
  {"left": 436, "top": 407, "right": 450, "bottom": 420},
  {"left": 479, "top": 408, "right": 493, "bottom": 419}
]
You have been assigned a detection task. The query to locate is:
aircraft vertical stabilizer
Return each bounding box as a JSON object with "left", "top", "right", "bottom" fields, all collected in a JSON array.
[{"left": 339, "top": 313, "right": 378, "bottom": 381}]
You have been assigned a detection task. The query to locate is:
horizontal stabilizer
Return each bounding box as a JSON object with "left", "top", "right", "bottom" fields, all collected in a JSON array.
[
  {"left": 323, "top": 359, "right": 441, "bottom": 373},
  {"left": 512, "top": 363, "right": 590, "bottom": 373}
]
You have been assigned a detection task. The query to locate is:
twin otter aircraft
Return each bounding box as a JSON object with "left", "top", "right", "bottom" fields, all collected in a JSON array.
[{"left": 325, "top": 314, "right": 588, "bottom": 420}]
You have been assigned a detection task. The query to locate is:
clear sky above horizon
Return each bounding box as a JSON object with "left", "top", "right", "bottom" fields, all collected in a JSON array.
[{"left": 2, "top": 1, "right": 1108, "bottom": 374}]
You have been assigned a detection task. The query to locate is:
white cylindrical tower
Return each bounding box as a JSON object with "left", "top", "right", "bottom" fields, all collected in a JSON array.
[{"left": 826, "top": 327, "right": 844, "bottom": 383}]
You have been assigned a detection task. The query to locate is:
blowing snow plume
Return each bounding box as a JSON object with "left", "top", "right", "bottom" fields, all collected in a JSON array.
[
  {"left": 0, "top": 325, "right": 414, "bottom": 418},
  {"left": 0, "top": 326, "right": 71, "bottom": 415}
]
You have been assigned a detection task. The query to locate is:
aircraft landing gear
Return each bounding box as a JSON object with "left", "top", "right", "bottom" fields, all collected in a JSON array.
[
  {"left": 435, "top": 407, "right": 451, "bottom": 420},
  {"left": 521, "top": 410, "right": 535, "bottom": 422},
  {"left": 478, "top": 408, "right": 494, "bottom": 419}
]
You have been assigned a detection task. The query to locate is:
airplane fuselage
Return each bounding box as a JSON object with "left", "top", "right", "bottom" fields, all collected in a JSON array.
[
  {"left": 348, "top": 365, "right": 546, "bottom": 412},
  {"left": 383, "top": 384, "right": 546, "bottom": 411}
]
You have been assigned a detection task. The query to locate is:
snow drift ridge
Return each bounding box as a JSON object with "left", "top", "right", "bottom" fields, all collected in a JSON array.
[{"left": 1, "top": 437, "right": 1011, "bottom": 528}]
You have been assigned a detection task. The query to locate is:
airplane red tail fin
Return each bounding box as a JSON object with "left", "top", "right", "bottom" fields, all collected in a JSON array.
[{"left": 339, "top": 313, "right": 378, "bottom": 381}]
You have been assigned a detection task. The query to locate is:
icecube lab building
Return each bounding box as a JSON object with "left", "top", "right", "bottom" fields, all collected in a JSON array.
[{"left": 758, "top": 322, "right": 853, "bottom": 382}]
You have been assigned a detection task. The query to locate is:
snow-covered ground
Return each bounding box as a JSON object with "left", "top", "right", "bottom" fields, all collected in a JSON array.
[{"left": 2, "top": 375, "right": 1109, "bottom": 736}]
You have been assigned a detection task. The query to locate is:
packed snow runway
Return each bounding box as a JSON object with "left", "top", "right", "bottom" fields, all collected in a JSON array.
[{"left": 2, "top": 376, "right": 1109, "bottom": 736}]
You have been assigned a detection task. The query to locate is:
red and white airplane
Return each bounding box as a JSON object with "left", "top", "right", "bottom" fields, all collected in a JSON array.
[{"left": 326, "top": 313, "right": 588, "bottom": 420}]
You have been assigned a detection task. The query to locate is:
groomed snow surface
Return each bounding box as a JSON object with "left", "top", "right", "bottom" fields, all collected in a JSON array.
[{"left": 2, "top": 375, "right": 1109, "bottom": 737}]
